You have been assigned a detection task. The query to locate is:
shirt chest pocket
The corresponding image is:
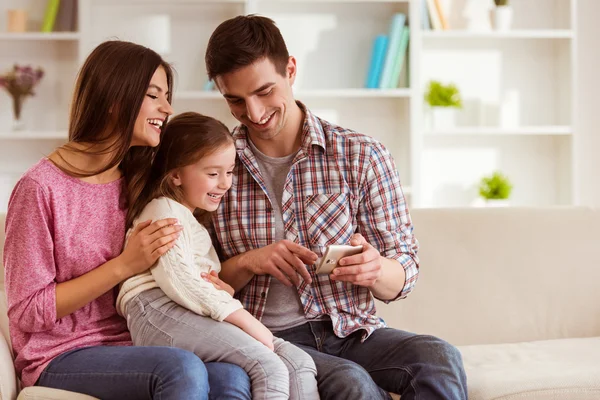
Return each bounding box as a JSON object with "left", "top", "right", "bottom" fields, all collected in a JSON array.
[{"left": 303, "top": 193, "right": 355, "bottom": 248}]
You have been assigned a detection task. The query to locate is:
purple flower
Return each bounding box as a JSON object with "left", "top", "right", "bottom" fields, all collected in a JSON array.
[{"left": 0, "top": 64, "right": 44, "bottom": 99}]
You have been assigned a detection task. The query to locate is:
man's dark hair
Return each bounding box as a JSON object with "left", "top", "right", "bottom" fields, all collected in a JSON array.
[{"left": 205, "top": 14, "right": 290, "bottom": 80}]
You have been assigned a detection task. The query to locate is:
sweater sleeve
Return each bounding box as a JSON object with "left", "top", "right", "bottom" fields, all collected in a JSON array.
[
  {"left": 142, "top": 198, "right": 243, "bottom": 321},
  {"left": 3, "top": 177, "right": 58, "bottom": 332}
]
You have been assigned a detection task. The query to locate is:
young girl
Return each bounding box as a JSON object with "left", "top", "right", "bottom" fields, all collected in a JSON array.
[
  {"left": 3, "top": 41, "right": 251, "bottom": 400},
  {"left": 117, "top": 112, "right": 319, "bottom": 400}
]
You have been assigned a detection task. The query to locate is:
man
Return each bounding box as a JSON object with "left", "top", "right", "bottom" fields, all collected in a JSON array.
[{"left": 205, "top": 15, "right": 467, "bottom": 400}]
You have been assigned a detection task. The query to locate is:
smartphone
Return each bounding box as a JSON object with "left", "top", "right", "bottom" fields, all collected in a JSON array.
[{"left": 315, "top": 245, "right": 363, "bottom": 275}]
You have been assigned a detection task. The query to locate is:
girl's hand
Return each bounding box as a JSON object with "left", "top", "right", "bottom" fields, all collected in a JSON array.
[
  {"left": 202, "top": 270, "right": 235, "bottom": 296},
  {"left": 119, "top": 218, "right": 183, "bottom": 278}
]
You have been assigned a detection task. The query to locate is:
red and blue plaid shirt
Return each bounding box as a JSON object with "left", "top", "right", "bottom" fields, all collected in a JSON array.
[{"left": 211, "top": 103, "right": 419, "bottom": 339}]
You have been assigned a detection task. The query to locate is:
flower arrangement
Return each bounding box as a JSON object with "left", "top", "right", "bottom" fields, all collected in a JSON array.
[{"left": 0, "top": 64, "right": 44, "bottom": 129}]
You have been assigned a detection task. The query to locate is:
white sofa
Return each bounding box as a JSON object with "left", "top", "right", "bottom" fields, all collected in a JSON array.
[{"left": 2, "top": 208, "right": 600, "bottom": 399}]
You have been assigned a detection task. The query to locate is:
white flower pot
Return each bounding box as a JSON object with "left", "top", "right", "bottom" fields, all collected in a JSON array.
[
  {"left": 485, "top": 199, "right": 510, "bottom": 207},
  {"left": 493, "top": 6, "right": 513, "bottom": 31},
  {"left": 430, "top": 107, "right": 457, "bottom": 130}
]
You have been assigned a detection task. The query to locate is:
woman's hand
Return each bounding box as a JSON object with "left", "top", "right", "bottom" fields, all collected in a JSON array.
[
  {"left": 202, "top": 270, "right": 235, "bottom": 296},
  {"left": 119, "top": 218, "right": 182, "bottom": 278}
]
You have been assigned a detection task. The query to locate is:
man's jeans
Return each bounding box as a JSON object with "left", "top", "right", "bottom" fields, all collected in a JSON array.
[
  {"left": 276, "top": 320, "right": 468, "bottom": 400},
  {"left": 37, "top": 345, "right": 251, "bottom": 400}
]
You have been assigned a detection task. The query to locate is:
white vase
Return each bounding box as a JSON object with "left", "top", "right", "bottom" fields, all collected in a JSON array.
[
  {"left": 499, "top": 89, "right": 520, "bottom": 128},
  {"left": 430, "top": 107, "right": 457, "bottom": 130},
  {"left": 485, "top": 199, "right": 510, "bottom": 207},
  {"left": 493, "top": 6, "right": 513, "bottom": 31}
]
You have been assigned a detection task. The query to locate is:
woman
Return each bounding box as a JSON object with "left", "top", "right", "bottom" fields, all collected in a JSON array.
[{"left": 2, "top": 40, "right": 251, "bottom": 400}]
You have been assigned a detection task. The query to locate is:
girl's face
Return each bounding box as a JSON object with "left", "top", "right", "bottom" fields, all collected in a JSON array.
[
  {"left": 131, "top": 66, "right": 173, "bottom": 147},
  {"left": 172, "top": 143, "right": 237, "bottom": 212}
]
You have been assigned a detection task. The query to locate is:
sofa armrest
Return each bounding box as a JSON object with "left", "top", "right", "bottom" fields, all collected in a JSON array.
[{"left": 0, "top": 329, "right": 17, "bottom": 400}]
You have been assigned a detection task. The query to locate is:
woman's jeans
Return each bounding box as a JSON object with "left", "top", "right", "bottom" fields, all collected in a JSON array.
[{"left": 36, "top": 345, "right": 251, "bottom": 400}]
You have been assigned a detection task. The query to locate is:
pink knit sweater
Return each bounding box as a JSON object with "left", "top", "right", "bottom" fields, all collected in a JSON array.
[{"left": 3, "top": 159, "right": 132, "bottom": 387}]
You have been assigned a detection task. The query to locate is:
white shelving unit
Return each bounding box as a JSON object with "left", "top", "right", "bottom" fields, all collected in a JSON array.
[{"left": 0, "top": 0, "right": 578, "bottom": 212}]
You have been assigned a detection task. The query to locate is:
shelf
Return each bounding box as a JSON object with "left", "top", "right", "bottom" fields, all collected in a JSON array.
[
  {"left": 177, "top": 88, "right": 411, "bottom": 100},
  {"left": 0, "top": 32, "right": 80, "bottom": 41},
  {"left": 422, "top": 30, "right": 573, "bottom": 39},
  {"left": 424, "top": 126, "right": 572, "bottom": 137},
  {"left": 0, "top": 131, "right": 68, "bottom": 140},
  {"left": 296, "top": 88, "right": 411, "bottom": 98}
]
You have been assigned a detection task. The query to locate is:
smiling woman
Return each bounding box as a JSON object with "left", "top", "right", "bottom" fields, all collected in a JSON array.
[{"left": 2, "top": 40, "right": 251, "bottom": 400}]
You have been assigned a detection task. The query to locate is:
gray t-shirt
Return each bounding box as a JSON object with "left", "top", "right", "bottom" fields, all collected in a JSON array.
[{"left": 248, "top": 140, "right": 308, "bottom": 332}]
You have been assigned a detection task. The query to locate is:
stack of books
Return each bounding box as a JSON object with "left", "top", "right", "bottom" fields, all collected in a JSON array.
[{"left": 365, "top": 13, "right": 411, "bottom": 89}]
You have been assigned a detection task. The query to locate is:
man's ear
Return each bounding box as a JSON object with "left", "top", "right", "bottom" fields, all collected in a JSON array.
[
  {"left": 287, "top": 56, "right": 297, "bottom": 86},
  {"left": 171, "top": 171, "right": 182, "bottom": 187}
]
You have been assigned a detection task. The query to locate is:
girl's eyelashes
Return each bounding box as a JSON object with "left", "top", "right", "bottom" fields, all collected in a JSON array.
[{"left": 147, "top": 94, "right": 158, "bottom": 100}]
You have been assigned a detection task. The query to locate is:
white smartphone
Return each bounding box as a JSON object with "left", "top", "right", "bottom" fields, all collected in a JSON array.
[{"left": 315, "top": 245, "right": 363, "bottom": 275}]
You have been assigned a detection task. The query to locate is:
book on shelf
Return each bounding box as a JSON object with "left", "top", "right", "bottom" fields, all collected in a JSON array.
[
  {"left": 365, "top": 35, "right": 388, "bottom": 89},
  {"left": 421, "top": 0, "right": 431, "bottom": 31},
  {"left": 41, "top": 0, "right": 61, "bottom": 32},
  {"left": 425, "top": 0, "right": 443, "bottom": 30},
  {"left": 53, "top": 0, "right": 77, "bottom": 32},
  {"left": 433, "top": 0, "right": 449, "bottom": 30},
  {"left": 388, "top": 27, "right": 410, "bottom": 89},
  {"left": 378, "top": 13, "right": 406, "bottom": 89}
]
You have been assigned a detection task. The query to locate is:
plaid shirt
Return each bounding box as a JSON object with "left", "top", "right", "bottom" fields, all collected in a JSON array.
[{"left": 211, "top": 103, "right": 419, "bottom": 339}]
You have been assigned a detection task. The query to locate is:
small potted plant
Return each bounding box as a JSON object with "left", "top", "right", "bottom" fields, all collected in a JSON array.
[
  {"left": 478, "top": 171, "right": 513, "bottom": 206},
  {"left": 493, "top": 0, "right": 513, "bottom": 31},
  {"left": 424, "top": 80, "right": 462, "bottom": 130}
]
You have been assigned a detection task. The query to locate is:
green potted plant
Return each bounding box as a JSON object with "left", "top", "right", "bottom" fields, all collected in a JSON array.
[
  {"left": 478, "top": 171, "right": 513, "bottom": 206},
  {"left": 493, "top": 0, "right": 513, "bottom": 31},
  {"left": 424, "top": 80, "right": 462, "bottom": 130}
]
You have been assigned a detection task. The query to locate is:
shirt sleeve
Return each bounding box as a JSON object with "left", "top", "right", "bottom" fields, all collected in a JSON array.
[
  {"left": 141, "top": 199, "right": 243, "bottom": 321},
  {"left": 3, "top": 177, "right": 58, "bottom": 332},
  {"left": 357, "top": 142, "right": 420, "bottom": 302}
]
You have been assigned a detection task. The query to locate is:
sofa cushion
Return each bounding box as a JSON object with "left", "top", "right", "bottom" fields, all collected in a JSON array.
[
  {"left": 18, "top": 386, "right": 99, "bottom": 400},
  {"left": 460, "top": 337, "right": 600, "bottom": 400}
]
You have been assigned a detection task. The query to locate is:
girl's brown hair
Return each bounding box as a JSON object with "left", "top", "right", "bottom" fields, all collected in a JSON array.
[
  {"left": 56, "top": 40, "right": 174, "bottom": 227},
  {"left": 129, "top": 112, "right": 234, "bottom": 224}
]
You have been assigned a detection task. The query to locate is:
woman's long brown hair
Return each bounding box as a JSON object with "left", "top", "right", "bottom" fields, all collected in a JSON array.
[
  {"left": 56, "top": 40, "right": 173, "bottom": 227},
  {"left": 129, "top": 112, "right": 233, "bottom": 225}
]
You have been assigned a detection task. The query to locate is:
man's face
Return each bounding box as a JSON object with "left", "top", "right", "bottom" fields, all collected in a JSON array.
[{"left": 215, "top": 57, "right": 296, "bottom": 142}]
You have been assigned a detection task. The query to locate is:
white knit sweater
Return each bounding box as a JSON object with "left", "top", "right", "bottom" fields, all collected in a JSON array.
[{"left": 116, "top": 197, "right": 243, "bottom": 321}]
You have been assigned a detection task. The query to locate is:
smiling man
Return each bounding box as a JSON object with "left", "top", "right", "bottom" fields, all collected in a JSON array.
[{"left": 205, "top": 15, "right": 467, "bottom": 400}]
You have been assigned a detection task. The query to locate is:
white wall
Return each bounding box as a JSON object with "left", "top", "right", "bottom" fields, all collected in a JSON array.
[{"left": 576, "top": 0, "right": 600, "bottom": 206}]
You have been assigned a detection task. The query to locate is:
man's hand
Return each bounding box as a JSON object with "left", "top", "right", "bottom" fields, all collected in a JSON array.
[
  {"left": 330, "top": 233, "right": 383, "bottom": 287},
  {"left": 240, "top": 240, "right": 318, "bottom": 286}
]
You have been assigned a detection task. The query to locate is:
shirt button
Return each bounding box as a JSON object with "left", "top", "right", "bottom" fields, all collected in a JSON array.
[{"left": 261, "top": 292, "right": 266, "bottom": 298}]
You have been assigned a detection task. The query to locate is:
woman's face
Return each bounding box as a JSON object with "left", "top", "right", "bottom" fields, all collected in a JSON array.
[{"left": 131, "top": 66, "right": 173, "bottom": 147}]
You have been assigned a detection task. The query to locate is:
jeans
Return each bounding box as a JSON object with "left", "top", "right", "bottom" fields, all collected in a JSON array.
[
  {"left": 127, "top": 287, "right": 318, "bottom": 400},
  {"left": 36, "top": 345, "right": 251, "bottom": 400},
  {"left": 276, "top": 320, "right": 468, "bottom": 400}
]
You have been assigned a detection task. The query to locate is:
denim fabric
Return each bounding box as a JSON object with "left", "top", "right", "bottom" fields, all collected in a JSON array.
[
  {"left": 37, "top": 345, "right": 250, "bottom": 400},
  {"left": 276, "top": 320, "right": 468, "bottom": 400},
  {"left": 127, "top": 287, "right": 318, "bottom": 400}
]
